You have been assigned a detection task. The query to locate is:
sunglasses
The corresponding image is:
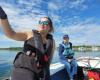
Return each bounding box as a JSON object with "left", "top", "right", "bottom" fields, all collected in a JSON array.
[
  {"left": 63, "top": 37, "right": 69, "bottom": 39},
  {"left": 39, "top": 21, "right": 49, "bottom": 26}
]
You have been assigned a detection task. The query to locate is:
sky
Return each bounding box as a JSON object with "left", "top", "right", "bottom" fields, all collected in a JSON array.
[{"left": 0, "top": 0, "right": 100, "bottom": 48}]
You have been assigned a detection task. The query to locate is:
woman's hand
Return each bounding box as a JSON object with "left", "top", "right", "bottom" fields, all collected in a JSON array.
[{"left": 0, "top": 6, "right": 7, "bottom": 19}]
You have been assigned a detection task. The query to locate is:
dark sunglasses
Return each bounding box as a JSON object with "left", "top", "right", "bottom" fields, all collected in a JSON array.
[
  {"left": 63, "top": 37, "right": 69, "bottom": 39},
  {"left": 39, "top": 21, "right": 49, "bottom": 26}
]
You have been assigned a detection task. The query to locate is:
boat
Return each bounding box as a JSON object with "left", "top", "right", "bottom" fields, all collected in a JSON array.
[
  {"left": 3, "top": 57, "right": 100, "bottom": 80},
  {"left": 50, "top": 57, "right": 100, "bottom": 80},
  {"left": 77, "top": 57, "right": 100, "bottom": 80},
  {"left": 50, "top": 62, "right": 84, "bottom": 80}
]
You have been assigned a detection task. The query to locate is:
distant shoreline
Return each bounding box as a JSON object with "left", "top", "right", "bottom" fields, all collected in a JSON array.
[
  {"left": 0, "top": 47, "right": 22, "bottom": 51},
  {"left": 0, "top": 46, "right": 100, "bottom": 51}
]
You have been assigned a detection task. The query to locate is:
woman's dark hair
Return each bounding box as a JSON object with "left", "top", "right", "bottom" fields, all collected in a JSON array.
[{"left": 44, "top": 17, "right": 54, "bottom": 33}]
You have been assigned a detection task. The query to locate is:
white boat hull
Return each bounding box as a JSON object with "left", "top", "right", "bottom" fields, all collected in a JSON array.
[{"left": 77, "top": 57, "right": 100, "bottom": 68}]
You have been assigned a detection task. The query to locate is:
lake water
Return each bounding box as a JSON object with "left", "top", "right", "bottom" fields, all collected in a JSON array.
[{"left": 0, "top": 50, "right": 100, "bottom": 80}]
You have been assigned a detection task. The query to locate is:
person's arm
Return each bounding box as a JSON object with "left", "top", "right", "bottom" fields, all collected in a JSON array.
[
  {"left": 69, "top": 42, "right": 75, "bottom": 58},
  {"left": 58, "top": 44, "right": 65, "bottom": 59},
  {"left": 69, "top": 42, "right": 72, "bottom": 49},
  {"left": 1, "top": 19, "right": 29, "bottom": 41},
  {"left": 0, "top": 6, "right": 29, "bottom": 41}
]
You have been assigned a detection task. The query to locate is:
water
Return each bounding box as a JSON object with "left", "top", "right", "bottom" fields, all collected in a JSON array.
[
  {"left": 0, "top": 50, "right": 18, "bottom": 80},
  {"left": 0, "top": 50, "right": 100, "bottom": 80}
]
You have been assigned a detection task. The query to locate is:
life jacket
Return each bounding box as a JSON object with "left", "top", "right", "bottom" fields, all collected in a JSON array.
[
  {"left": 88, "top": 69, "right": 100, "bottom": 80},
  {"left": 61, "top": 42, "right": 74, "bottom": 59},
  {"left": 13, "top": 30, "right": 53, "bottom": 73}
]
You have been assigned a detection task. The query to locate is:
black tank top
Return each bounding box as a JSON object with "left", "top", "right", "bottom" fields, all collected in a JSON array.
[{"left": 43, "top": 44, "right": 46, "bottom": 50}]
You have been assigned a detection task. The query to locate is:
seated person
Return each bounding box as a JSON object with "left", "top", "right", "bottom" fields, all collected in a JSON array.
[{"left": 58, "top": 34, "right": 78, "bottom": 80}]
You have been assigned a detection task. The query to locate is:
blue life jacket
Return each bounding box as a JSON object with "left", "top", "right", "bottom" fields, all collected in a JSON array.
[{"left": 59, "top": 42, "right": 74, "bottom": 59}]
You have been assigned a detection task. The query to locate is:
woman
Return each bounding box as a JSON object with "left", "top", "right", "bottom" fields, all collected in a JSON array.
[
  {"left": 59, "top": 35, "right": 77, "bottom": 80},
  {"left": 0, "top": 6, "right": 55, "bottom": 80}
]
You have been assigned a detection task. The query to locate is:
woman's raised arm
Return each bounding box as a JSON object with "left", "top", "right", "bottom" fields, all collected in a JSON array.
[{"left": 0, "top": 6, "right": 29, "bottom": 41}]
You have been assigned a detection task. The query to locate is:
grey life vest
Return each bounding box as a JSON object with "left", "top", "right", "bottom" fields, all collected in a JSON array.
[{"left": 13, "top": 30, "right": 53, "bottom": 73}]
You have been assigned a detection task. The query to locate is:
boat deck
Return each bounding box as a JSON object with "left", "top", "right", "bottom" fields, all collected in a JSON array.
[{"left": 50, "top": 62, "right": 70, "bottom": 80}]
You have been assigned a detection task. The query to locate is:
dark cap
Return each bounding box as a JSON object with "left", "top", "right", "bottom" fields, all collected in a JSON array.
[{"left": 63, "top": 34, "right": 69, "bottom": 39}]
